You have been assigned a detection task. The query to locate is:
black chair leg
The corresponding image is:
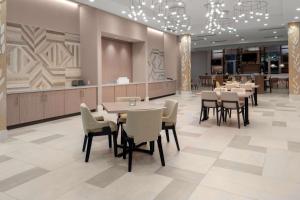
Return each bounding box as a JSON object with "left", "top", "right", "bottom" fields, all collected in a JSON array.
[
  {"left": 199, "top": 107, "right": 203, "bottom": 124},
  {"left": 113, "top": 133, "right": 118, "bottom": 157},
  {"left": 82, "top": 135, "right": 87, "bottom": 152},
  {"left": 241, "top": 108, "right": 245, "bottom": 126},
  {"left": 150, "top": 141, "right": 155, "bottom": 155},
  {"left": 85, "top": 135, "right": 93, "bottom": 162},
  {"left": 108, "top": 134, "right": 112, "bottom": 148},
  {"left": 165, "top": 129, "right": 170, "bottom": 142},
  {"left": 237, "top": 108, "right": 241, "bottom": 129},
  {"left": 122, "top": 137, "right": 127, "bottom": 160},
  {"left": 172, "top": 126, "right": 180, "bottom": 151},
  {"left": 128, "top": 139, "right": 134, "bottom": 172},
  {"left": 157, "top": 136, "right": 165, "bottom": 166}
]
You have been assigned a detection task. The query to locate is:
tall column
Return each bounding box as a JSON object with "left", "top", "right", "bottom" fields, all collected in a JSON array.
[
  {"left": 288, "top": 22, "right": 300, "bottom": 95},
  {"left": 179, "top": 34, "right": 191, "bottom": 93},
  {"left": 0, "top": 0, "right": 6, "bottom": 131}
]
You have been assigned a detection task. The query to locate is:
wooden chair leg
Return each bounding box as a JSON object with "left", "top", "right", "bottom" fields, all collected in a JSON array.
[
  {"left": 165, "top": 129, "right": 170, "bottom": 142},
  {"left": 172, "top": 126, "right": 180, "bottom": 151},
  {"left": 157, "top": 136, "right": 165, "bottom": 166},
  {"left": 108, "top": 134, "right": 112, "bottom": 148},
  {"left": 85, "top": 135, "right": 93, "bottom": 162},
  {"left": 128, "top": 139, "right": 133, "bottom": 172},
  {"left": 82, "top": 135, "right": 87, "bottom": 152}
]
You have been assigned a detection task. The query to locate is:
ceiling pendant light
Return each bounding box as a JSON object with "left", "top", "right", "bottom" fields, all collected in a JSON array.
[
  {"left": 233, "top": 0, "right": 269, "bottom": 24},
  {"left": 123, "top": 0, "right": 191, "bottom": 34}
]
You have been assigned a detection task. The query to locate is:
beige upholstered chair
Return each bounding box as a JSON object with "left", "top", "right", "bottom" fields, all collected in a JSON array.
[
  {"left": 80, "top": 103, "right": 118, "bottom": 162},
  {"left": 123, "top": 109, "right": 165, "bottom": 172},
  {"left": 220, "top": 92, "right": 245, "bottom": 129},
  {"left": 214, "top": 88, "right": 227, "bottom": 93},
  {"left": 162, "top": 100, "right": 180, "bottom": 151},
  {"left": 241, "top": 83, "right": 255, "bottom": 105},
  {"left": 116, "top": 97, "right": 142, "bottom": 131},
  {"left": 200, "top": 91, "right": 221, "bottom": 126}
]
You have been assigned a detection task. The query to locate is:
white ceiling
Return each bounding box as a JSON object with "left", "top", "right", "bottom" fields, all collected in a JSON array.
[{"left": 73, "top": 0, "right": 300, "bottom": 48}]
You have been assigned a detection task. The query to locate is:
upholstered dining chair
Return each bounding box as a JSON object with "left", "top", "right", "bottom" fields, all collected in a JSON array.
[
  {"left": 214, "top": 87, "right": 227, "bottom": 93},
  {"left": 220, "top": 92, "right": 245, "bottom": 129},
  {"left": 200, "top": 91, "right": 221, "bottom": 126},
  {"left": 116, "top": 97, "right": 142, "bottom": 133},
  {"left": 122, "top": 109, "right": 165, "bottom": 172},
  {"left": 80, "top": 103, "right": 118, "bottom": 162},
  {"left": 162, "top": 100, "right": 180, "bottom": 151}
]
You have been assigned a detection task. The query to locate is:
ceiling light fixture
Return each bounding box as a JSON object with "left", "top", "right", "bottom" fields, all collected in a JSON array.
[
  {"left": 233, "top": 0, "right": 269, "bottom": 25},
  {"left": 125, "top": 0, "right": 191, "bottom": 34},
  {"left": 204, "top": 0, "right": 237, "bottom": 35}
]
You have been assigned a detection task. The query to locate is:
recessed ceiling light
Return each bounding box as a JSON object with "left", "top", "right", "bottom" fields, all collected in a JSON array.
[
  {"left": 121, "top": 11, "right": 126, "bottom": 14},
  {"left": 264, "top": 23, "right": 268, "bottom": 26},
  {"left": 241, "top": 38, "right": 245, "bottom": 41},
  {"left": 236, "top": 34, "right": 240, "bottom": 37},
  {"left": 204, "top": 37, "right": 207, "bottom": 40},
  {"left": 297, "top": 8, "right": 300, "bottom": 11},
  {"left": 273, "top": 31, "right": 277, "bottom": 34},
  {"left": 295, "top": 16, "right": 299, "bottom": 20},
  {"left": 274, "top": 36, "right": 278, "bottom": 39},
  {"left": 89, "top": 0, "right": 94, "bottom": 2}
]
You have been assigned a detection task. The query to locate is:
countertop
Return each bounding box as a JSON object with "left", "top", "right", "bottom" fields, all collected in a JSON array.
[
  {"left": 7, "top": 85, "right": 98, "bottom": 94},
  {"left": 102, "top": 80, "right": 176, "bottom": 87}
]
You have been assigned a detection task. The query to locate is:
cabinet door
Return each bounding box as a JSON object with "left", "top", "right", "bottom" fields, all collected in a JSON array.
[
  {"left": 102, "top": 86, "right": 115, "bottom": 102},
  {"left": 7, "top": 94, "right": 20, "bottom": 126},
  {"left": 44, "top": 91, "right": 65, "bottom": 119},
  {"left": 136, "top": 84, "right": 146, "bottom": 100},
  {"left": 82, "top": 88, "right": 97, "bottom": 110},
  {"left": 126, "top": 84, "right": 137, "bottom": 97},
  {"left": 114, "top": 85, "right": 127, "bottom": 101},
  {"left": 20, "top": 92, "right": 44, "bottom": 123},
  {"left": 64, "top": 89, "right": 81, "bottom": 115}
]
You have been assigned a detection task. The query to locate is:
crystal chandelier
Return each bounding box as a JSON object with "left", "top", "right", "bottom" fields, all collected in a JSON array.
[
  {"left": 204, "top": 0, "right": 237, "bottom": 35},
  {"left": 124, "top": 0, "right": 191, "bottom": 34},
  {"left": 233, "top": 0, "right": 269, "bottom": 24}
]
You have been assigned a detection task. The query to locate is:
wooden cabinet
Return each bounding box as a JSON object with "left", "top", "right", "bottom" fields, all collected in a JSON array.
[
  {"left": 7, "top": 87, "right": 98, "bottom": 127},
  {"left": 44, "top": 91, "right": 65, "bottom": 119},
  {"left": 81, "top": 88, "right": 97, "bottom": 110},
  {"left": 19, "top": 92, "right": 44, "bottom": 124},
  {"left": 102, "top": 86, "right": 115, "bottom": 102},
  {"left": 64, "top": 89, "right": 81, "bottom": 115},
  {"left": 7, "top": 94, "right": 20, "bottom": 126},
  {"left": 136, "top": 84, "right": 146, "bottom": 100},
  {"left": 126, "top": 84, "right": 137, "bottom": 97}
]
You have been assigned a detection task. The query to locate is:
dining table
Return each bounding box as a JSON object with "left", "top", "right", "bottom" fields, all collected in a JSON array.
[
  {"left": 102, "top": 101, "right": 166, "bottom": 157},
  {"left": 197, "top": 91, "right": 252, "bottom": 126},
  {"left": 222, "top": 84, "right": 259, "bottom": 106}
]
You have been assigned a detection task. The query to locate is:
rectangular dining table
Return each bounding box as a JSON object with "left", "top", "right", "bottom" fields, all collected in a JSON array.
[
  {"left": 222, "top": 84, "right": 259, "bottom": 106},
  {"left": 197, "top": 91, "right": 252, "bottom": 126}
]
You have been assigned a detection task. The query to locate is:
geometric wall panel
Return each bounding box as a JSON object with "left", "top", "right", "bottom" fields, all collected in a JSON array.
[
  {"left": 148, "top": 49, "right": 165, "bottom": 81},
  {"left": 7, "top": 22, "right": 81, "bottom": 90}
]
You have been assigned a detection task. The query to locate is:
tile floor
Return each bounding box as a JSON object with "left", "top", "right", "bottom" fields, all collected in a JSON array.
[{"left": 1, "top": 91, "right": 300, "bottom": 200}]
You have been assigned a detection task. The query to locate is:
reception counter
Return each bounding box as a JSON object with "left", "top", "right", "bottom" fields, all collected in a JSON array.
[
  {"left": 7, "top": 86, "right": 97, "bottom": 127},
  {"left": 102, "top": 80, "right": 176, "bottom": 102}
]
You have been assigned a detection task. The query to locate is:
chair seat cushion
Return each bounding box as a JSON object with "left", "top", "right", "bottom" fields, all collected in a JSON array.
[
  {"left": 89, "top": 121, "right": 118, "bottom": 133},
  {"left": 94, "top": 116, "right": 104, "bottom": 121},
  {"left": 119, "top": 113, "right": 127, "bottom": 123}
]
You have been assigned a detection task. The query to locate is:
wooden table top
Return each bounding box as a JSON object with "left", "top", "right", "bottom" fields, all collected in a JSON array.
[{"left": 102, "top": 102, "right": 165, "bottom": 113}]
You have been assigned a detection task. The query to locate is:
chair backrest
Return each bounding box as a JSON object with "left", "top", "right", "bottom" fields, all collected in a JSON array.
[
  {"left": 126, "top": 109, "right": 162, "bottom": 143},
  {"left": 116, "top": 96, "right": 142, "bottom": 102},
  {"left": 163, "top": 100, "right": 178, "bottom": 124},
  {"left": 215, "top": 81, "right": 221, "bottom": 88},
  {"left": 221, "top": 92, "right": 239, "bottom": 109},
  {"left": 201, "top": 91, "right": 218, "bottom": 108},
  {"left": 231, "top": 88, "right": 246, "bottom": 94},
  {"left": 80, "top": 103, "right": 98, "bottom": 135}
]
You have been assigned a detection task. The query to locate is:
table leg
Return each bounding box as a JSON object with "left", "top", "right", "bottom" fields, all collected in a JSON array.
[
  {"left": 254, "top": 88, "right": 258, "bottom": 106},
  {"left": 202, "top": 107, "right": 209, "bottom": 121},
  {"left": 244, "top": 97, "right": 249, "bottom": 126}
]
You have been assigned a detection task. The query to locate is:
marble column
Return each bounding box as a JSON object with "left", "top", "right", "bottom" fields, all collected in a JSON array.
[
  {"left": 0, "top": 0, "right": 6, "bottom": 131},
  {"left": 288, "top": 22, "right": 300, "bottom": 95},
  {"left": 179, "top": 34, "right": 191, "bottom": 92}
]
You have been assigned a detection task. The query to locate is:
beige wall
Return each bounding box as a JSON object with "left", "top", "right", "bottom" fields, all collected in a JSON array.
[
  {"left": 102, "top": 38, "right": 132, "bottom": 83},
  {"left": 7, "top": 0, "right": 79, "bottom": 34},
  {"left": 164, "top": 33, "right": 179, "bottom": 80}
]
